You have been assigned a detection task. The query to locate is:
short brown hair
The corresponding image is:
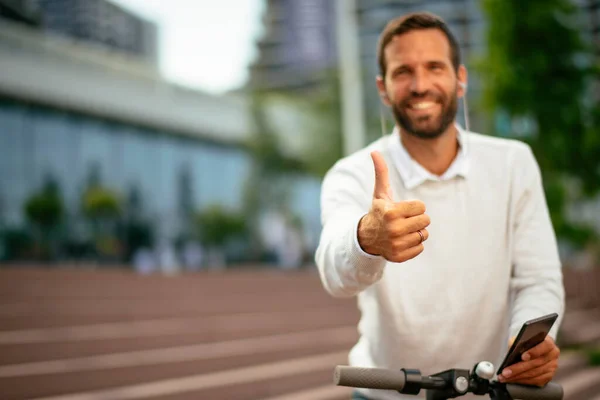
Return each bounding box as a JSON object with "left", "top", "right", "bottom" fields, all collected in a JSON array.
[{"left": 377, "top": 12, "right": 461, "bottom": 78}]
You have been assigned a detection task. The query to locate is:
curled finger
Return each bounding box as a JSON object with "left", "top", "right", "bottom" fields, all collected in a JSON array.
[
  {"left": 502, "top": 359, "right": 557, "bottom": 383},
  {"left": 388, "top": 243, "right": 424, "bottom": 263}
]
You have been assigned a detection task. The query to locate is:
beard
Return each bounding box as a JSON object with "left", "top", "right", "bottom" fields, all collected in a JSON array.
[{"left": 391, "top": 86, "right": 458, "bottom": 140}]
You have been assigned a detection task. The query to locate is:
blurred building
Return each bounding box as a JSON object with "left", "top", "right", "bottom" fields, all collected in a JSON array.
[
  {"left": 0, "top": 18, "right": 322, "bottom": 260},
  {"left": 0, "top": 0, "right": 158, "bottom": 65},
  {"left": 248, "top": 0, "right": 337, "bottom": 93},
  {"left": 0, "top": 0, "right": 41, "bottom": 25}
]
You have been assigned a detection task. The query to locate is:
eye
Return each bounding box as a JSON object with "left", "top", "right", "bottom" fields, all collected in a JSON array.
[{"left": 392, "top": 68, "right": 410, "bottom": 78}]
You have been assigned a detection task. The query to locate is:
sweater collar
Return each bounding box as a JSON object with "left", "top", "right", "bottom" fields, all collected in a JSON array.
[{"left": 388, "top": 123, "right": 471, "bottom": 190}]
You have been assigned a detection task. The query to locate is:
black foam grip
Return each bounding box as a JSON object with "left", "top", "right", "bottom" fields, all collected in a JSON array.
[
  {"left": 333, "top": 365, "right": 406, "bottom": 390},
  {"left": 505, "top": 382, "right": 563, "bottom": 400}
]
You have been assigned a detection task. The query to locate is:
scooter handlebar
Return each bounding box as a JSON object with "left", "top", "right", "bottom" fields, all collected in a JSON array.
[
  {"left": 505, "top": 381, "right": 563, "bottom": 400},
  {"left": 334, "top": 365, "right": 563, "bottom": 399},
  {"left": 334, "top": 365, "right": 406, "bottom": 391}
]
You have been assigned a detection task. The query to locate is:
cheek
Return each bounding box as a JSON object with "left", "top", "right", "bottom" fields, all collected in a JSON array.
[
  {"left": 385, "top": 78, "right": 410, "bottom": 98},
  {"left": 440, "top": 79, "right": 458, "bottom": 98},
  {"left": 387, "top": 86, "right": 410, "bottom": 105}
]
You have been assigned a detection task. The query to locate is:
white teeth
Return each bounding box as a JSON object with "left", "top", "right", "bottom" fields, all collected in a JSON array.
[{"left": 411, "top": 102, "right": 435, "bottom": 110}]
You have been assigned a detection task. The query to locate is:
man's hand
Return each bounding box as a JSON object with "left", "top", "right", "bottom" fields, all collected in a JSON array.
[
  {"left": 357, "top": 151, "right": 430, "bottom": 262},
  {"left": 498, "top": 336, "right": 560, "bottom": 387}
]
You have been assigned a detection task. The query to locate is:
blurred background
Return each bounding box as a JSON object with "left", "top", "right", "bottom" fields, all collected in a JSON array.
[{"left": 0, "top": 0, "right": 599, "bottom": 399}]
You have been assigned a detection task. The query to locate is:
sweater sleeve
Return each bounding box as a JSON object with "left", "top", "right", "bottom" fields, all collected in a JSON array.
[
  {"left": 509, "top": 145, "right": 565, "bottom": 340},
  {"left": 314, "top": 157, "right": 388, "bottom": 298}
]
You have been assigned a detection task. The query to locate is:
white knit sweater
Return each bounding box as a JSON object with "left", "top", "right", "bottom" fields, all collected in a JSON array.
[{"left": 315, "top": 127, "right": 565, "bottom": 400}]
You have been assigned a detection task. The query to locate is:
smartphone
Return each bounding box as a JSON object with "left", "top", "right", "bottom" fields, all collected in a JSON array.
[{"left": 496, "top": 312, "right": 559, "bottom": 375}]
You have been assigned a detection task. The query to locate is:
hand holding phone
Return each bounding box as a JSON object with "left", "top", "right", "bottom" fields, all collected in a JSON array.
[{"left": 497, "top": 313, "right": 558, "bottom": 375}]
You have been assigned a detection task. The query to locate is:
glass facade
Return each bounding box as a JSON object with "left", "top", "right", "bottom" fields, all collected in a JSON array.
[{"left": 0, "top": 100, "right": 323, "bottom": 254}]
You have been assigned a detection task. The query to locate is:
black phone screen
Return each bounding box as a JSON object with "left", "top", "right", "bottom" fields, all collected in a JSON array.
[{"left": 496, "top": 313, "right": 559, "bottom": 375}]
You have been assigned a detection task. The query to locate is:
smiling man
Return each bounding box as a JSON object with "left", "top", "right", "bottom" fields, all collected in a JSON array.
[{"left": 315, "top": 12, "right": 564, "bottom": 400}]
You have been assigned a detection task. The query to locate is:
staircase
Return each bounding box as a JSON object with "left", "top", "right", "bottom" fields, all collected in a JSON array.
[{"left": 0, "top": 266, "right": 598, "bottom": 399}]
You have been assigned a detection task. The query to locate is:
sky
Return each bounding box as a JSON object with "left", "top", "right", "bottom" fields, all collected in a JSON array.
[{"left": 109, "top": 0, "right": 266, "bottom": 95}]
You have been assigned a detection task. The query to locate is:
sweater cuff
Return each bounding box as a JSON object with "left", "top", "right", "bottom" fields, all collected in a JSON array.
[{"left": 349, "top": 214, "right": 386, "bottom": 282}]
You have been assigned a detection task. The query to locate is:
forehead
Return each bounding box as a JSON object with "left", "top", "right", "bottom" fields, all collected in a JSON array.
[{"left": 384, "top": 29, "right": 452, "bottom": 67}]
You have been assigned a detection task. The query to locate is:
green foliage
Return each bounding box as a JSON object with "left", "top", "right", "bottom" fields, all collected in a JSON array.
[
  {"left": 82, "top": 187, "right": 121, "bottom": 219},
  {"left": 587, "top": 347, "right": 600, "bottom": 366},
  {"left": 247, "top": 93, "right": 307, "bottom": 175},
  {"left": 24, "top": 178, "right": 63, "bottom": 229},
  {"left": 478, "top": 0, "right": 600, "bottom": 247},
  {"left": 247, "top": 69, "right": 344, "bottom": 178},
  {"left": 1, "top": 228, "right": 33, "bottom": 260},
  {"left": 301, "top": 69, "right": 344, "bottom": 177},
  {"left": 119, "top": 218, "right": 154, "bottom": 260},
  {"left": 24, "top": 192, "right": 63, "bottom": 228},
  {"left": 195, "top": 205, "right": 246, "bottom": 247}
]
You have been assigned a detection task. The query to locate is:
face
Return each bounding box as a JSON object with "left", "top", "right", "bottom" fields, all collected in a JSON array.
[{"left": 377, "top": 29, "right": 467, "bottom": 139}]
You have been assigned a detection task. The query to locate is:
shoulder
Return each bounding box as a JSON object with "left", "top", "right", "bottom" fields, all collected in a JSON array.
[
  {"left": 465, "top": 131, "right": 537, "bottom": 167},
  {"left": 465, "top": 132, "right": 543, "bottom": 191},
  {"left": 466, "top": 131, "right": 532, "bottom": 154}
]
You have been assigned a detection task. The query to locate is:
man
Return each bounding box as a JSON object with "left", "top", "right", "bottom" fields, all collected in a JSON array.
[{"left": 315, "top": 12, "right": 564, "bottom": 400}]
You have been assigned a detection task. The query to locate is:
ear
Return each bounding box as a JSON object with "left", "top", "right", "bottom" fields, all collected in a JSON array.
[
  {"left": 457, "top": 65, "right": 468, "bottom": 99},
  {"left": 376, "top": 75, "right": 391, "bottom": 107}
]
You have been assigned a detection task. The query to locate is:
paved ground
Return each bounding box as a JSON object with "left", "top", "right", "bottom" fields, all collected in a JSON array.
[{"left": 0, "top": 266, "right": 599, "bottom": 400}]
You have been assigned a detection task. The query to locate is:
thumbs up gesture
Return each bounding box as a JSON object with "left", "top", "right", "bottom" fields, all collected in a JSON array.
[{"left": 357, "top": 151, "right": 430, "bottom": 262}]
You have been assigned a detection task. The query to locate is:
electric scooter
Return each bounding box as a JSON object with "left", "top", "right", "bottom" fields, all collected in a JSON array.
[{"left": 334, "top": 360, "right": 563, "bottom": 399}]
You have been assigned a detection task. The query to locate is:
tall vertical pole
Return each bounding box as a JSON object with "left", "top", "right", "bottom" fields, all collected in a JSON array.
[{"left": 335, "top": 0, "right": 366, "bottom": 156}]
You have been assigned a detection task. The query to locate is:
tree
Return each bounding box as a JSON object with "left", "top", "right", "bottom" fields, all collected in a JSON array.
[
  {"left": 195, "top": 204, "right": 246, "bottom": 266},
  {"left": 23, "top": 175, "right": 64, "bottom": 260},
  {"left": 82, "top": 187, "right": 120, "bottom": 219},
  {"left": 81, "top": 164, "right": 122, "bottom": 259},
  {"left": 121, "top": 184, "right": 154, "bottom": 261},
  {"left": 25, "top": 178, "right": 63, "bottom": 229},
  {"left": 195, "top": 205, "right": 246, "bottom": 248},
  {"left": 300, "top": 69, "right": 344, "bottom": 177},
  {"left": 478, "top": 0, "right": 600, "bottom": 249},
  {"left": 242, "top": 93, "right": 307, "bottom": 259}
]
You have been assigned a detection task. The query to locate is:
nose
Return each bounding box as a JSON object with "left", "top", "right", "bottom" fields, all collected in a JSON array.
[{"left": 410, "top": 69, "right": 431, "bottom": 95}]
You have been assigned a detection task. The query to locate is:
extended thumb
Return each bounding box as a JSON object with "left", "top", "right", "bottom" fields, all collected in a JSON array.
[{"left": 371, "top": 151, "right": 392, "bottom": 200}]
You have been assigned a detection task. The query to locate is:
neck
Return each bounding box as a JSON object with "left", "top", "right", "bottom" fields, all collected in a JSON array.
[{"left": 399, "top": 124, "right": 459, "bottom": 176}]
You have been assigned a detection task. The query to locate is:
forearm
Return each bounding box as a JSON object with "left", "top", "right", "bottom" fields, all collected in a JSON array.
[
  {"left": 315, "top": 213, "right": 387, "bottom": 297},
  {"left": 509, "top": 144, "right": 566, "bottom": 340},
  {"left": 510, "top": 266, "right": 565, "bottom": 340}
]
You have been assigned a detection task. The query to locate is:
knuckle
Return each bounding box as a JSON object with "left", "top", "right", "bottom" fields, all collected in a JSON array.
[
  {"left": 391, "top": 243, "right": 405, "bottom": 253},
  {"left": 534, "top": 358, "right": 546, "bottom": 368},
  {"left": 409, "top": 219, "right": 422, "bottom": 232},
  {"left": 413, "top": 200, "right": 426, "bottom": 213},
  {"left": 383, "top": 210, "right": 396, "bottom": 223}
]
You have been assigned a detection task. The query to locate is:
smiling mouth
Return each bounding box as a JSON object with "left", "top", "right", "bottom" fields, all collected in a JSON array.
[{"left": 408, "top": 101, "right": 437, "bottom": 110}]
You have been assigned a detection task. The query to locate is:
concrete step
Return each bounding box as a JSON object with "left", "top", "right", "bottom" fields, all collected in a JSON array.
[
  {"left": 23, "top": 350, "right": 349, "bottom": 400},
  {"left": 0, "top": 326, "right": 356, "bottom": 399},
  {"left": 555, "top": 351, "right": 591, "bottom": 380},
  {"left": 558, "top": 366, "right": 600, "bottom": 400},
  {"left": 559, "top": 307, "right": 600, "bottom": 348},
  {"left": 0, "top": 326, "right": 357, "bottom": 378},
  {"left": 0, "top": 308, "right": 357, "bottom": 364}
]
